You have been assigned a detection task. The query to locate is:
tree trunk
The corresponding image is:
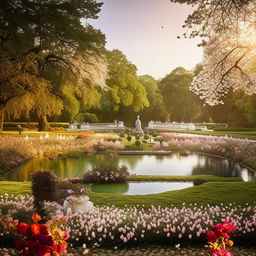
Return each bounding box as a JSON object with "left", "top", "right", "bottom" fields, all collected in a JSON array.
[
  {"left": 38, "top": 114, "right": 51, "bottom": 131},
  {"left": 0, "top": 105, "right": 5, "bottom": 131}
]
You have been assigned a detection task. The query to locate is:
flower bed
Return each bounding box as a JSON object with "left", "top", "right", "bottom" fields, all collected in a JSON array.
[
  {"left": 1, "top": 194, "right": 255, "bottom": 249},
  {"left": 155, "top": 133, "right": 256, "bottom": 169},
  {"left": 83, "top": 165, "right": 129, "bottom": 183}
]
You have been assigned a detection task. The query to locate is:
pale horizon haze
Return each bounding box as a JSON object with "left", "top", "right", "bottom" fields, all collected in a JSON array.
[{"left": 88, "top": 0, "right": 203, "bottom": 79}]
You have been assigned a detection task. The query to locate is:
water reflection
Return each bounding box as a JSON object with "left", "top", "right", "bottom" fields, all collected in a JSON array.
[
  {"left": 8, "top": 152, "right": 256, "bottom": 181},
  {"left": 89, "top": 182, "right": 194, "bottom": 195},
  {"left": 90, "top": 183, "right": 129, "bottom": 194}
]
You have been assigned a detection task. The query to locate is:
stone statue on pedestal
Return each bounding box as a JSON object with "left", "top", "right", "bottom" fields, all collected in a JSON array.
[{"left": 135, "top": 115, "right": 143, "bottom": 134}]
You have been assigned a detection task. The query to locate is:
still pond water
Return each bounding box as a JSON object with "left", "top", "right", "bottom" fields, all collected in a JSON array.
[
  {"left": 9, "top": 152, "right": 255, "bottom": 181},
  {"left": 8, "top": 152, "right": 255, "bottom": 195},
  {"left": 88, "top": 182, "right": 194, "bottom": 195}
]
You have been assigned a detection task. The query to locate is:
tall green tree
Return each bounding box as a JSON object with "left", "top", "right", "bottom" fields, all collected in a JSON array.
[
  {"left": 0, "top": 0, "right": 105, "bottom": 130},
  {"left": 159, "top": 67, "right": 203, "bottom": 122},
  {"left": 138, "top": 75, "right": 166, "bottom": 123},
  {"left": 236, "top": 94, "right": 256, "bottom": 127},
  {"left": 98, "top": 50, "right": 149, "bottom": 121}
]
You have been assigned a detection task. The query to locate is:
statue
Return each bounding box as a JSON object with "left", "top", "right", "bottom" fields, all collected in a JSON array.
[
  {"left": 135, "top": 115, "right": 143, "bottom": 134},
  {"left": 63, "top": 195, "right": 94, "bottom": 215}
]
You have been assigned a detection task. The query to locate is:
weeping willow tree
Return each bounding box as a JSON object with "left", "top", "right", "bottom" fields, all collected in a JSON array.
[
  {"left": 58, "top": 54, "right": 107, "bottom": 124},
  {"left": 5, "top": 82, "right": 63, "bottom": 130},
  {"left": 0, "top": 0, "right": 106, "bottom": 130}
]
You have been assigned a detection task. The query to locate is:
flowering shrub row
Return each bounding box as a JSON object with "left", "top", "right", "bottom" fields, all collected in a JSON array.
[
  {"left": 83, "top": 165, "right": 129, "bottom": 183},
  {"left": 0, "top": 135, "right": 124, "bottom": 177},
  {"left": 63, "top": 204, "right": 255, "bottom": 248},
  {"left": 1, "top": 194, "right": 255, "bottom": 248},
  {"left": 156, "top": 133, "right": 256, "bottom": 162}
]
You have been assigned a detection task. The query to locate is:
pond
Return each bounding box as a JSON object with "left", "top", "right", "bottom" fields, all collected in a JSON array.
[
  {"left": 9, "top": 152, "right": 256, "bottom": 182},
  {"left": 88, "top": 182, "right": 194, "bottom": 195}
]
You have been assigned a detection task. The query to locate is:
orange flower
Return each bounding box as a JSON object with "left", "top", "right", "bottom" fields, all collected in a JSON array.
[
  {"left": 30, "top": 223, "right": 41, "bottom": 235},
  {"left": 226, "top": 240, "right": 234, "bottom": 246},
  {"left": 32, "top": 214, "right": 41, "bottom": 223}
]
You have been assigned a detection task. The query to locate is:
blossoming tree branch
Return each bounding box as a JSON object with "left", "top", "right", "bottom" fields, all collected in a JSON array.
[{"left": 172, "top": 0, "right": 256, "bottom": 105}]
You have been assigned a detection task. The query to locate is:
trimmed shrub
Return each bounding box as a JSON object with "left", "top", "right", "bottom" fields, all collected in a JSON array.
[
  {"left": 135, "top": 140, "right": 141, "bottom": 148},
  {"left": 31, "top": 170, "right": 57, "bottom": 217},
  {"left": 83, "top": 165, "right": 129, "bottom": 183},
  {"left": 154, "top": 137, "right": 166, "bottom": 144},
  {"left": 75, "top": 113, "right": 99, "bottom": 123},
  {"left": 127, "top": 135, "right": 132, "bottom": 142}
]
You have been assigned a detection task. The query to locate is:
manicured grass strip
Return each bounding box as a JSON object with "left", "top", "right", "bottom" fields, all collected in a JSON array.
[
  {"left": 128, "top": 175, "right": 242, "bottom": 182},
  {"left": 1, "top": 129, "right": 256, "bottom": 140},
  {"left": 89, "top": 182, "right": 256, "bottom": 208},
  {"left": 0, "top": 181, "right": 31, "bottom": 194},
  {"left": 1, "top": 181, "right": 255, "bottom": 208}
]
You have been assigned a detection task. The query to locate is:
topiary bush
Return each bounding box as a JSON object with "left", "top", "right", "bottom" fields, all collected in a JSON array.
[
  {"left": 83, "top": 165, "right": 129, "bottom": 183},
  {"left": 127, "top": 135, "right": 132, "bottom": 142},
  {"left": 154, "top": 137, "right": 166, "bottom": 144},
  {"left": 31, "top": 170, "right": 57, "bottom": 217},
  {"left": 75, "top": 113, "right": 99, "bottom": 123},
  {"left": 135, "top": 140, "right": 141, "bottom": 148}
]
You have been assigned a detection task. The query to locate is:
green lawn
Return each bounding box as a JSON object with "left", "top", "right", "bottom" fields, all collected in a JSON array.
[
  {"left": 1, "top": 128, "right": 256, "bottom": 140},
  {"left": 0, "top": 181, "right": 32, "bottom": 194},
  {"left": 89, "top": 182, "right": 256, "bottom": 208},
  {"left": 1, "top": 181, "right": 255, "bottom": 208},
  {"left": 128, "top": 175, "right": 242, "bottom": 182},
  {"left": 0, "top": 130, "right": 79, "bottom": 137}
]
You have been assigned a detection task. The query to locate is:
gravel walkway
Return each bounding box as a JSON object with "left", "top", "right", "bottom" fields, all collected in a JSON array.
[
  {"left": 1, "top": 246, "right": 256, "bottom": 256},
  {"left": 71, "top": 246, "right": 256, "bottom": 256}
]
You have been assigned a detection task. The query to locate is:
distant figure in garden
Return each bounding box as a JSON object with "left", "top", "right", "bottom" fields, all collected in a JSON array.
[
  {"left": 135, "top": 115, "right": 143, "bottom": 134},
  {"left": 17, "top": 125, "right": 23, "bottom": 135}
]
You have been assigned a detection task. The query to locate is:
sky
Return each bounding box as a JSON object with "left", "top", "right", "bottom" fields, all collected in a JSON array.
[{"left": 89, "top": 0, "right": 203, "bottom": 79}]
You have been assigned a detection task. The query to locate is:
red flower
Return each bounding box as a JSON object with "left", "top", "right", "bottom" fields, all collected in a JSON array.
[
  {"left": 32, "top": 214, "right": 42, "bottom": 223},
  {"left": 53, "top": 241, "right": 68, "bottom": 253},
  {"left": 14, "top": 218, "right": 69, "bottom": 256},
  {"left": 14, "top": 239, "right": 26, "bottom": 250},
  {"left": 27, "top": 240, "right": 51, "bottom": 255},
  {"left": 37, "top": 234, "right": 54, "bottom": 246},
  {"left": 206, "top": 231, "right": 218, "bottom": 242},
  {"left": 40, "top": 224, "right": 49, "bottom": 235},
  {"left": 222, "top": 221, "right": 236, "bottom": 233},
  {"left": 17, "top": 223, "right": 30, "bottom": 236}
]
